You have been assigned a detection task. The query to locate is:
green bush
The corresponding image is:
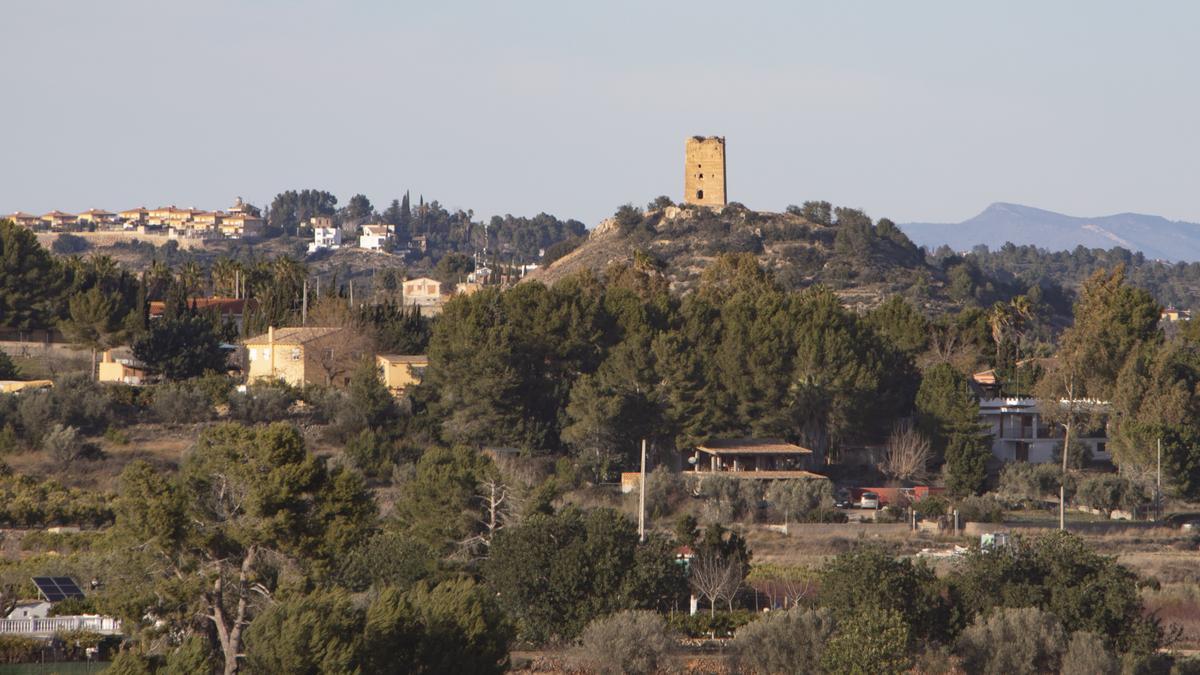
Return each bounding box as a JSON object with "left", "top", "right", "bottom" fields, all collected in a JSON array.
[
  {"left": 151, "top": 382, "right": 213, "bottom": 425},
  {"left": 913, "top": 495, "right": 949, "bottom": 517},
  {"left": 228, "top": 383, "right": 296, "bottom": 422},
  {"left": 733, "top": 607, "right": 835, "bottom": 673},
  {"left": 1060, "top": 630, "right": 1118, "bottom": 675},
  {"left": 821, "top": 609, "right": 912, "bottom": 675},
  {"left": 667, "top": 609, "right": 757, "bottom": 638},
  {"left": 955, "top": 606, "right": 1066, "bottom": 675},
  {"left": 573, "top": 610, "right": 673, "bottom": 675},
  {"left": 954, "top": 495, "right": 1004, "bottom": 523},
  {"left": 344, "top": 428, "right": 399, "bottom": 477},
  {"left": 0, "top": 635, "right": 42, "bottom": 663}
]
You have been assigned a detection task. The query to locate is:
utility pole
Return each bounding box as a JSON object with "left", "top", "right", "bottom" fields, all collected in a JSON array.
[
  {"left": 1157, "top": 437, "right": 1163, "bottom": 521},
  {"left": 638, "top": 439, "right": 647, "bottom": 543},
  {"left": 301, "top": 278, "right": 308, "bottom": 325},
  {"left": 1060, "top": 418, "right": 1071, "bottom": 531}
]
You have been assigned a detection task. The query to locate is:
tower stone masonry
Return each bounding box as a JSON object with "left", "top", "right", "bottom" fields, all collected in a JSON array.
[{"left": 683, "top": 136, "right": 727, "bottom": 207}]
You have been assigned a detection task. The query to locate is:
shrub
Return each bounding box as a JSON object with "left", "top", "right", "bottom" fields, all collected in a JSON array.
[
  {"left": 645, "top": 465, "right": 685, "bottom": 519},
  {"left": 42, "top": 424, "right": 84, "bottom": 467},
  {"left": 1076, "top": 474, "right": 1147, "bottom": 517},
  {"left": 151, "top": 383, "right": 213, "bottom": 425},
  {"left": 1061, "top": 630, "right": 1118, "bottom": 675},
  {"left": 954, "top": 606, "right": 1067, "bottom": 675},
  {"left": 999, "top": 462, "right": 1062, "bottom": 503},
  {"left": 667, "top": 609, "right": 757, "bottom": 638},
  {"left": 733, "top": 607, "right": 835, "bottom": 673},
  {"left": 104, "top": 649, "right": 155, "bottom": 674},
  {"left": 344, "top": 428, "right": 399, "bottom": 477},
  {"left": 51, "top": 233, "right": 90, "bottom": 255},
  {"left": 228, "top": 383, "right": 296, "bottom": 422},
  {"left": 0, "top": 635, "right": 42, "bottom": 663},
  {"left": 103, "top": 427, "right": 129, "bottom": 446},
  {"left": 162, "top": 635, "right": 216, "bottom": 675},
  {"left": 954, "top": 494, "right": 1004, "bottom": 523},
  {"left": 914, "top": 495, "right": 949, "bottom": 517},
  {"left": 574, "top": 610, "right": 673, "bottom": 675},
  {"left": 821, "top": 609, "right": 912, "bottom": 675}
]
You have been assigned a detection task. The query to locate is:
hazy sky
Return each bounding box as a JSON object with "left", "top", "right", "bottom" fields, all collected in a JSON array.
[{"left": 2, "top": 1, "right": 1197, "bottom": 226}]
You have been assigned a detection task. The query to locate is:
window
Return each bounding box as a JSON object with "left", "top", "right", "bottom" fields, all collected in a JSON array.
[
  {"left": 698, "top": 173, "right": 704, "bottom": 178},
  {"left": 247, "top": 349, "right": 255, "bottom": 362},
  {"left": 290, "top": 348, "right": 301, "bottom": 361},
  {"left": 696, "top": 190, "right": 704, "bottom": 199}
]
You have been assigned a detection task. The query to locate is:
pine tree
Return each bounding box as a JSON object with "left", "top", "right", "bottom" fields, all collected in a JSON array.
[
  {"left": 917, "top": 363, "right": 991, "bottom": 495},
  {"left": 59, "top": 286, "right": 124, "bottom": 379}
]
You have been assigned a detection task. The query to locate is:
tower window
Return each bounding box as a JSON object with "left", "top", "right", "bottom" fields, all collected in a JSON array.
[
  {"left": 699, "top": 173, "right": 704, "bottom": 178},
  {"left": 696, "top": 190, "right": 704, "bottom": 199}
]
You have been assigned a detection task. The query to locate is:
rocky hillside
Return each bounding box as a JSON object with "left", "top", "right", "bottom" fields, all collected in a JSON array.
[{"left": 526, "top": 203, "right": 957, "bottom": 311}]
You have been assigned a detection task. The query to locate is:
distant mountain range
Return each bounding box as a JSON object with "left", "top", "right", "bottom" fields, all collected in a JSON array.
[{"left": 901, "top": 203, "right": 1200, "bottom": 262}]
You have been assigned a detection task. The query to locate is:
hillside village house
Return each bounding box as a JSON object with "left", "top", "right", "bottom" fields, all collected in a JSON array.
[
  {"left": 41, "top": 211, "right": 77, "bottom": 229},
  {"left": 691, "top": 439, "right": 822, "bottom": 477},
  {"left": 309, "top": 224, "right": 342, "bottom": 253},
  {"left": 376, "top": 354, "right": 428, "bottom": 394},
  {"left": 97, "top": 351, "right": 154, "bottom": 385},
  {"left": 402, "top": 277, "right": 448, "bottom": 314},
  {"left": 6, "top": 212, "right": 44, "bottom": 229},
  {"left": 9, "top": 199, "right": 261, "bottom": 238},
  {"left": 359, "top": 224, "right": 393, "bottom": 251},
  {"left": 244, "top": 326, "right": 359, "bottom": 388},
  {"left": 624, "top": 438, "right": 827, "bottom": 494},
  {"left": 76, "top": 209, "right": 116, "bottom": 225}
]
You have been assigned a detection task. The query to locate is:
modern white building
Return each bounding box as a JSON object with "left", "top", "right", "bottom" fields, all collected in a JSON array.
[
  {"left": 978, "top": 396, "right": 1110, "bottom": 464},
  {"left": 360, "top": 224, "right": 393, "bottom": 251},
  {"left": 308, "top": 226, "right": 342, "bottom": 253}
]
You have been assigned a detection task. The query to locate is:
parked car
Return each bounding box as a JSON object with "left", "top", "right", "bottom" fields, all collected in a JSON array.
[
  {"left": 834, "top": 488, "right": 853, "bottom": 509},
  {"left": 858, "top": 492, "right": 880, "bottom": 510}
]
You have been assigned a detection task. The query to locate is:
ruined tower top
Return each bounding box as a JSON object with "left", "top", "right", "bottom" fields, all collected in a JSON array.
[{"left": 683, "top": 136, "right": 726, "bottom": 208}]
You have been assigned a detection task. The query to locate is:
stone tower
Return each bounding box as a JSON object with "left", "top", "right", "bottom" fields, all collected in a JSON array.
[{"left": 683, "top": 136, "right": 727, "bottom": 207}]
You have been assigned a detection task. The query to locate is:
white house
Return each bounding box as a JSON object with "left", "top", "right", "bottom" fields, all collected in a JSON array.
[
  {"left": 359, "top": 224, "right": 393, "bottom": 251},
  {"left": 978, "top": 397, "right": 1109, "bottom": 463},
  {"left": 308, "top": 226, "right": 342, "bottom": 253}
]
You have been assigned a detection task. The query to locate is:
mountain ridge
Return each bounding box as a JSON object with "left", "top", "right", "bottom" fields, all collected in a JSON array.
[{"left": 901, "top": 202, "right": 1200, "bottom": 262}]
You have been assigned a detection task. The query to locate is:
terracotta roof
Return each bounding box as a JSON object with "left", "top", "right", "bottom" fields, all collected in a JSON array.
[
  {"left": 696, "top": 439, "right": 814, "bottom": 455},
  {"left": 243, "top": 326, "right": 344, "bottom": 346},
  {"left": 8, "top": 212, "right": 39, "bottom": 219},
  {"left": 362, "top": 225, "right": 390, "bottom": 236},
  {"left": 378, "top": 354, "right": 428, "bottom": 364},
  {"left": 43, "top": 210, "right": 75, "bottom": 218},
  {"left": 78, "top": 208, "right": 113, "bottom": 217},
  {"left": 149, "top": 297, "right": 251, "bottom": 316}
]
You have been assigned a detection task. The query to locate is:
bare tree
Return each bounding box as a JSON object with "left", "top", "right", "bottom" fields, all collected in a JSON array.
[
  {"left": 881, "top": 421, "right": 931, "bottom": 483},
  {"left": 458, "top": 477, "right": 513, "bottom": 559},
  {"left": 690, "top": 554, "right": 744, "bottom": 617}
]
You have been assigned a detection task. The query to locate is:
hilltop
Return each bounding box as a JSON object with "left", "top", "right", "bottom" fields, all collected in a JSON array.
[
  {"left": 902, "top": 202, "right": 1200, "bottom": 262},
  {"left": 527, "top": 202, "right": 979, "bottom": 312}
]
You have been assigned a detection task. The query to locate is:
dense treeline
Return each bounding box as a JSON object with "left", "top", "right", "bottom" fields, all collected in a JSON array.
[{"left": 424, "top": 253, "right": 920, "bottom": 469}]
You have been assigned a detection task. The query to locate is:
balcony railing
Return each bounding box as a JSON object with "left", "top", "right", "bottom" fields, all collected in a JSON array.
[{"left": 0, "top": 615, "right": 122, "bottom": 636}]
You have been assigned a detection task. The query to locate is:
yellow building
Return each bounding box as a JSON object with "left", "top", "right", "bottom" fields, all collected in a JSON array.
[
  {"left": 97, "top": 351, "right": 153, "bottom": 385},
  {"left": 243, "top": 326, "right": 355, "bottom": 387},
  {"left": 6, "top": 212, "right": 44, "bottom": 229},
  {"left": 76, "top": 208, "right": 116, "bottom": 225},
  {"left": 118, "top": 207, "right": 148, "bottom": 223},
  {"left": 220, "top": 214, "right": 264, "bottom": 239},
  {"left": 403, "top": 277, "right": 444, "bottom": 305},
  {"left": 42, "top": 210, "right": 78, "bottom": 229},
  {"left": 376, "top": 354, "right": 428, "bottom": 394}
]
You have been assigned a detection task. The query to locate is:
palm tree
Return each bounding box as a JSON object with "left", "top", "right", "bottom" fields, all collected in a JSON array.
[
  {"left": 177, "top": 261, "right": 204, "bottom": 297},
  {"left": 211, "top": 257, "right": 242, "bottom": 298}
]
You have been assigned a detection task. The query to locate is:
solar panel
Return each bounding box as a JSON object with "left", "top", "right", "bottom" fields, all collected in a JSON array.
[{"left": 32, "top": 576, "right": 85, "bottom": 602}]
